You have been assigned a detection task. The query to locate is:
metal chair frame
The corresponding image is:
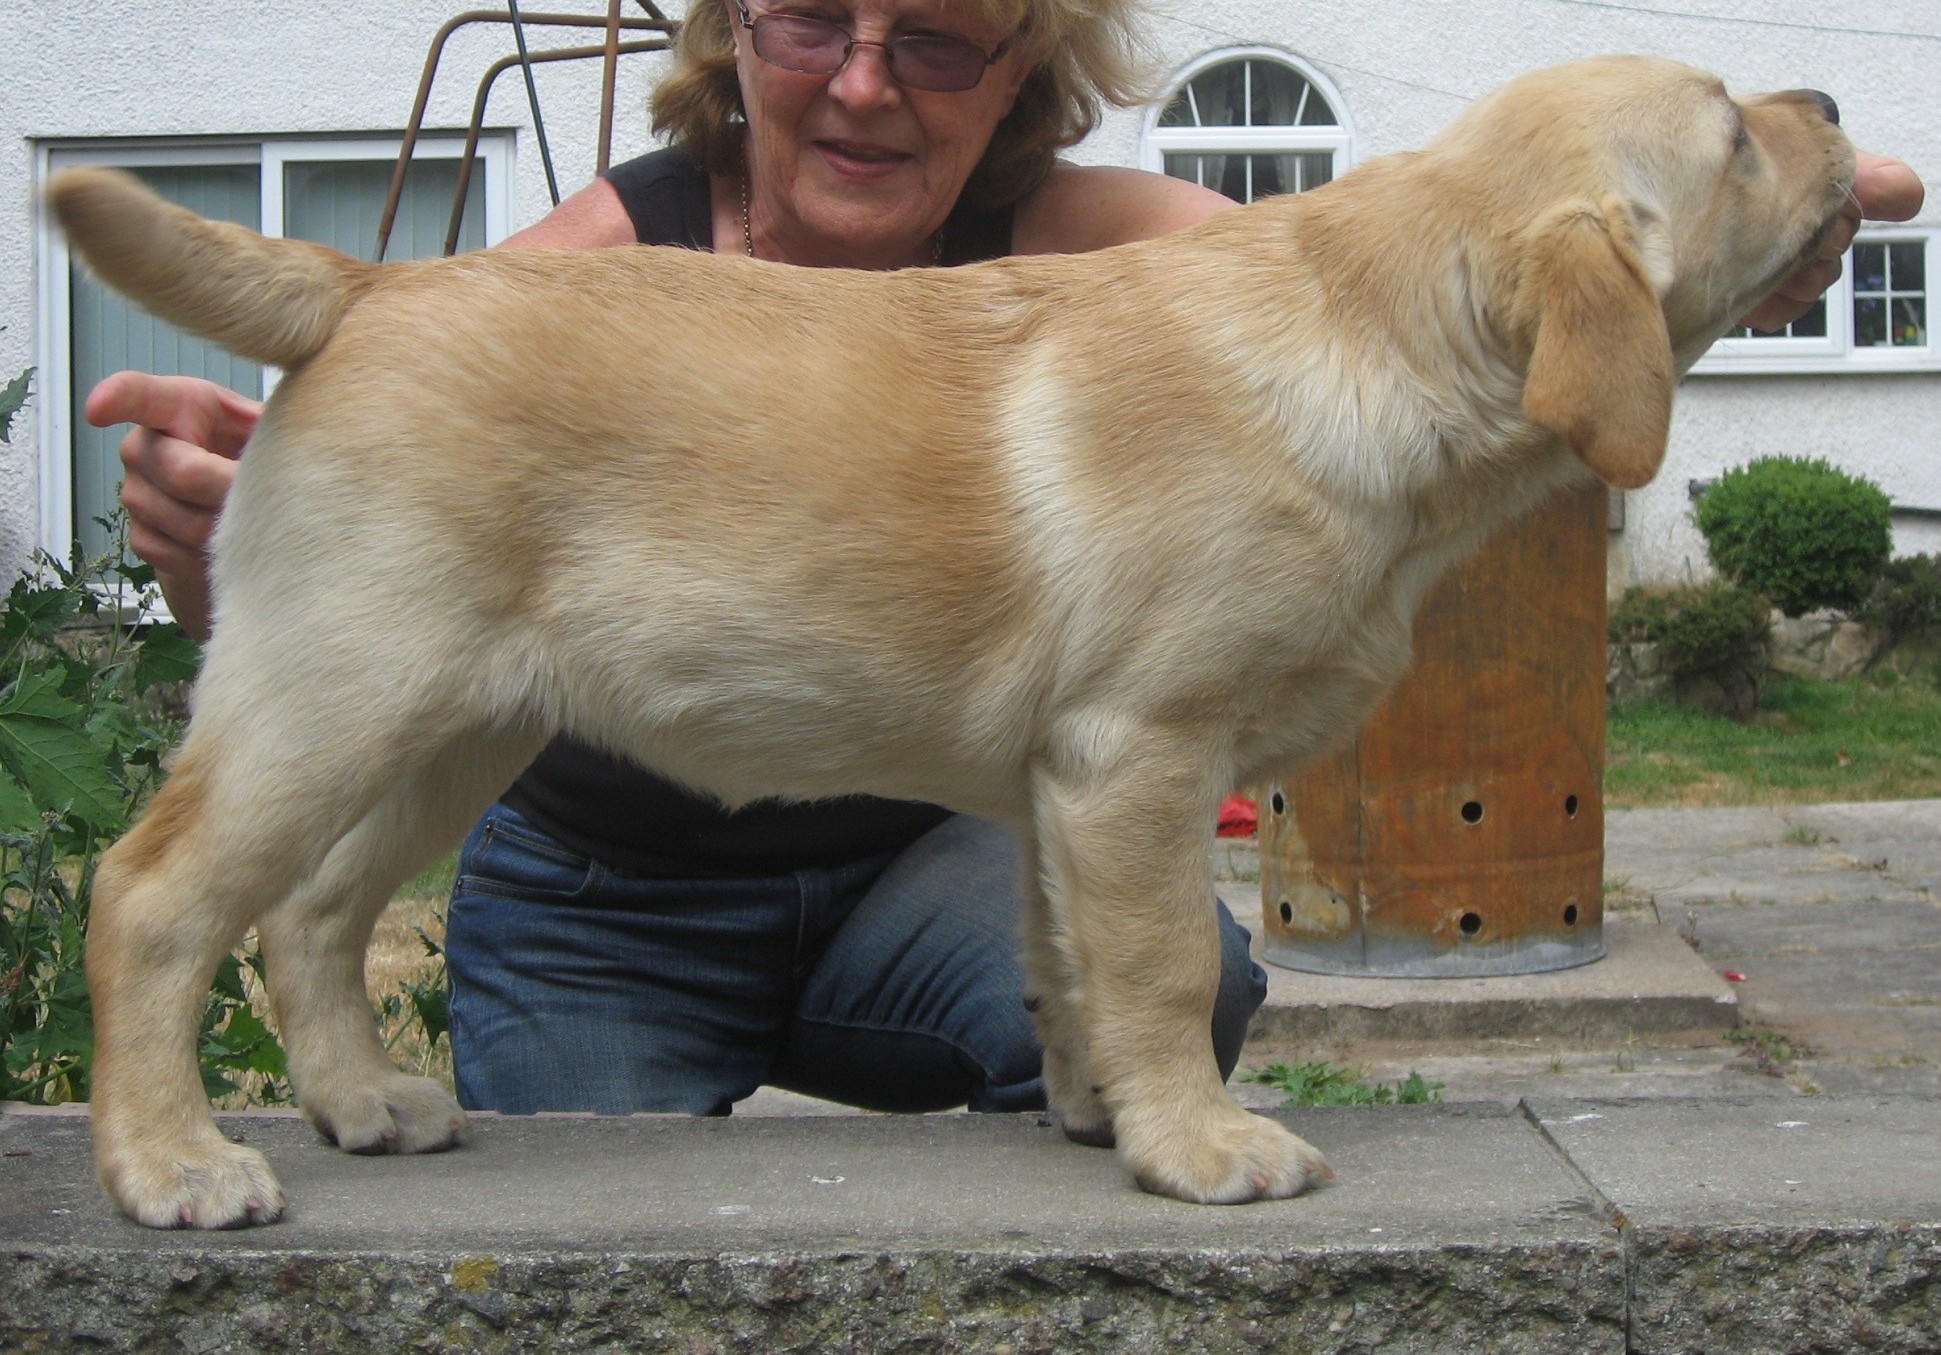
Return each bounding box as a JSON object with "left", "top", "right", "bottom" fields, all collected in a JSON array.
[{"left": 377, "top": 1, "right": 676, "bottom": 260}]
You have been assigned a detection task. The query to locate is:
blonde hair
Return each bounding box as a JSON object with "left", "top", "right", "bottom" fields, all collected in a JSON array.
[{"left": 650, "top": 0, "right": 1157, "bottom": 209}]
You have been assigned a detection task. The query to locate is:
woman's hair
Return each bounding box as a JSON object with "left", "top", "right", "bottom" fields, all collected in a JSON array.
[{"left": 650, "top": 0, "right": 1158, "bottom": 208}]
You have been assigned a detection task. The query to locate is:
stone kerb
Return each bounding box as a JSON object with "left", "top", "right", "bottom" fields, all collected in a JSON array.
[
  {"left": 1607, "top": 608, "right": 1889, "bottom": 714},
  {"left": 7, "top": 1098, "right": 1941, "bottom": 1353}
]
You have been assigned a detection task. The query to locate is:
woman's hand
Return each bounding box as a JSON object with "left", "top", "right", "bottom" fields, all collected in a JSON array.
[
  {"left": 84, "top": 372, "right": 263, "bottom": 642},
  {"left": 1740, "top": 151, "right": 1925, "bottom": 332}
]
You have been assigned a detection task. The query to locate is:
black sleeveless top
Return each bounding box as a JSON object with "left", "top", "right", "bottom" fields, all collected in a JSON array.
[{"left": 499, "top": 147, "right": 1016, "bottom": 876}]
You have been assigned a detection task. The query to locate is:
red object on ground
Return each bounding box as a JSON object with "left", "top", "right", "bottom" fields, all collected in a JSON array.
[
  {"left": 1722, "top": 970, "right": 1747, "bottom": 983},
  {"left": 1217, "top": 794, "right": 1258, "bottom": 838}
]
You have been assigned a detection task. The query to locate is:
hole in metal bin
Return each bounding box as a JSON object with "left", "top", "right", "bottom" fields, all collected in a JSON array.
[
  {"left": 1458, "top": 911, "right": 1483, "bottom": 937},
  {"left": 1270, "top": 790, "right": 1287, "bottom": 816},
  {"left": 1279, "top": 900, "right": 1293, "bottom": 925},
  {"left": 1563, "top": 903, "right": 1580, "bottom": 927},
  {"left": 1565, "top": 794, "right": 1580, "bottom": 819},
  {"left": 1460, "top": 800, "right": 1484, "bottom": 824}
]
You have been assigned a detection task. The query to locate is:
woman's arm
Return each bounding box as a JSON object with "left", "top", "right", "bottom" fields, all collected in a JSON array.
[{"left": 1012, "top": 161, "right": 1237, "bottom": 255}]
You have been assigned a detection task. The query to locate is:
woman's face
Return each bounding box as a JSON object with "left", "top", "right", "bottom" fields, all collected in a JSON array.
[{"left": 731, "top": 0, "right": 1032, "bottom": 267}]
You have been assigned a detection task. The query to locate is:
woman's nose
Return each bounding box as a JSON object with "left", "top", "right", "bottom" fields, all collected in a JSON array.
[{"left": 827, "top": 40, "right": 901, "bottom": 110}]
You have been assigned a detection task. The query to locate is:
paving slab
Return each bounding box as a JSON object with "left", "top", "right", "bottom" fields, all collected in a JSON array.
[
  {"left": 1604, "top": 800, "right": 1941, "bottom": 907},
  {"left": 1216, "top": 800, "right": 1941, "bottom": 1050},
  {"left": 1527, "top": 1095, "right": 1941, "bottom": 1355},
  {"left": 1, "top": 1103, "right": 1624, "bottom": 1354}
]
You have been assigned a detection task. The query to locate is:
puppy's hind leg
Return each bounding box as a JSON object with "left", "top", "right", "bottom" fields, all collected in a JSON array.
[
  {"left": 255, "top": 727, "right": 546, "bottom": 1159},
  {"left": 86, "top": 646, "right": 503, "bottom": 1228},
  {"left": 86, "top": 722, "right": 414, "bottom": 1228}
]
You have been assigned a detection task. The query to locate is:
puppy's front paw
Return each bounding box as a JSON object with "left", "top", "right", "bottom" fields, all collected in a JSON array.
[
  {"left": 1058, "top": 1100, "right": 1116, "bottom": 1149},
  {"left": 1123, "top": 1107, "right": 1332, "bottom": 1205},
  {"left": 306, "top": 1074, "right": 467, "bottom": 1156},
  {"left": 102, "top": 1137, "right": 286, "bottom": 1229},
  {"left": 1043, "top": 1048, "right": 1115, "bottom": 1147}
]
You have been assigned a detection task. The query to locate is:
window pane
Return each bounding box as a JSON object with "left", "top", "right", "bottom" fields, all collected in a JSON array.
[
  {"left": 1787, "top": 298, "right": 1828, "bottom": 338},
  {"left": 284, "top": 156, "right": 485, "bottom": 262},
  {"left": 1183, "top": 62, "right": 1246, "bottom": 127},
  {"left": 1157, "top": 82, "right": 1200, "bottom": 128},
  {"left": 1855, "top": 295, "right": 1887, "bottom": 347},
  {"left": 1892, "top": 240, "right": 1925, "bottom": 292},
  {"left": 1723, "top": 296, "right": 1828, "bottom": 341},
  {"left": 1163, "top": 152, "right": 1226, "bottom": 191},
  {"left": 69, "top": 163, "right": 264, "bottom": 559},
  {"left": 1893, "top": 296, "right": 1927, "bottom": 347},
  {"left": 1854, "top": 241, "right": 1887, "bottom": 293},
  {"left": 1161, "top": 58, "right": 1338, "bottom": 130},
  {"left": 1250, "top": 61, "right": 1308, "bottom": 127}
]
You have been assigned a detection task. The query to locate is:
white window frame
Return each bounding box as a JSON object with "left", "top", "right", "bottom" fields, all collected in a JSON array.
[
  {"left": 1694, "top": 226, "right": 1938, "bottom": 376},
  {"left": 1139, "top": 47, "right": 1355, "bottom": 200},
  {"left": 33, "top": 133, "right": 514, "bottom": 566}
]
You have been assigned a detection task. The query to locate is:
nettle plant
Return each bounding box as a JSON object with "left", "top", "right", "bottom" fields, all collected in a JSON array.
[
  {"left": 0, "top": 366, "right": 295, "bottom": 1103},
  {"left": 0, "top": 520, "right": 299, "bottom": 1103}
]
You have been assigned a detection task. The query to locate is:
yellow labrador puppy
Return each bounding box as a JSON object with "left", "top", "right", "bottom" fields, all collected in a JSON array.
[{"left": 51, "top": 55, "right": 1851, "bottom": 1228}]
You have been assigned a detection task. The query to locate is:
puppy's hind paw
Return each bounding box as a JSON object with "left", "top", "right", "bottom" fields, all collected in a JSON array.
[{"left": 306, "top": 1074, "right": 467, "bottom": 1156}]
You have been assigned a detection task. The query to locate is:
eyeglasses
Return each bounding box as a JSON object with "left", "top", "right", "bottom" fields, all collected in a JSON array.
[{"left": 731, "top": 0, "right": 1013, "bottom": 93}]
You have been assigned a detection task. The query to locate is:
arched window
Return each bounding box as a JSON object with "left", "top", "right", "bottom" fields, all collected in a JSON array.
[{"left": 1142, "top": 50, "right": 1352, "bottom": 204}]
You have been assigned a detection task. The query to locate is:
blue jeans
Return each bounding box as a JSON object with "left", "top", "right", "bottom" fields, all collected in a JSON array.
[{"left": 445, "top": 804, "right": 1267, "bottom": 1116}]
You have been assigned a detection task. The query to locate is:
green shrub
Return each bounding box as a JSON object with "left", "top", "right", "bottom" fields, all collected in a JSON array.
[
  {"left": 1609, "top": 582, "right": 1771, "bottom": 676},
  {"left": 0, "top": 518, "right": 295, "bottom": 1105},
  {"left": 1857, "top": 554, "right": 1941, "bottom": 641},
  {"left": 1694, "top": 456, "right": 1892, "bottom": 617}
]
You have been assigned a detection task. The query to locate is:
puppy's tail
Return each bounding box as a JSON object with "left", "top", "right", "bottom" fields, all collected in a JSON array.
[{"left": 47, "top": 166, "right": 376, "bottom": 370}]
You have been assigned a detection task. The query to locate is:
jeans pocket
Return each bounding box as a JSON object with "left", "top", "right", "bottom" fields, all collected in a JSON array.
[{"left": 456, "top": 808, "right": 601, "bottom": 903}]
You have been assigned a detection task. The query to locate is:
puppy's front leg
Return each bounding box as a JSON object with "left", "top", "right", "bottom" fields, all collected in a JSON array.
[
  {"left": 1015, "top": 840, "right": 1113, "bottom": 1146},
  {"left": 1034, "top": 753, "right": 1330, "bottom": 1204}
]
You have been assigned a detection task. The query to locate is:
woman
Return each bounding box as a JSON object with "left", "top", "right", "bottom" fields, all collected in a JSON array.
[{"left": 90, "top": 0, "right": 1922, "bottom": 1116}]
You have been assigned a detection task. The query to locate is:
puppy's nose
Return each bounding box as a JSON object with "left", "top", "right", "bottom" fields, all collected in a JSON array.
[{"left": 1805, "top": 89, "right": 1840, "bottom": 125}]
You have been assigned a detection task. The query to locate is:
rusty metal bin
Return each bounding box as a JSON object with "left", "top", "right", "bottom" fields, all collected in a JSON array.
[{"left": 1259, "top": 483, "right": 1608, "bottom": 977}]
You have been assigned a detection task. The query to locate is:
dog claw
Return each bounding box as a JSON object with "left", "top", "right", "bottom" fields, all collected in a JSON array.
[{"left": 1062, "top": 1117, "right": 1117, "bottom": 1149}]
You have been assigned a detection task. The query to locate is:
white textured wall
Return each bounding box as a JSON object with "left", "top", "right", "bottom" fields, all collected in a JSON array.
[{"left": 6, "top": 1, "right": 1936, "bottom": 587}]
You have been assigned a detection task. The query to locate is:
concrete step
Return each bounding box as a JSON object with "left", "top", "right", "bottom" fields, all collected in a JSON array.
[
  {"left": 5, "top": 1096, "right": 1937, "bottom": 1353},
  {"left": 1231, "top": 908, "right": 1740, "bottom": 1044}
]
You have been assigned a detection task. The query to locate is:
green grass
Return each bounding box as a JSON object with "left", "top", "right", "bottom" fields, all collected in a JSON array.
[
  {"left": 1606, "top": 672, "right": 1941, "bottom": 807},
  {"left": 398, "top": 850, "right": 459, "bottom": 903},
  {"left": 1244, "top": 1061, "right": 1443, "bottom": 1107}
]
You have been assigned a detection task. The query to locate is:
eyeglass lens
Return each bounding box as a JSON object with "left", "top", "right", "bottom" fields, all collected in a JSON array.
[{"left": 752, "top": 13, "right": 996, "bottom": 91}]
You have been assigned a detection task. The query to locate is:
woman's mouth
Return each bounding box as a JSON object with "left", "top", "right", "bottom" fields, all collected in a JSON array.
[{"left": 816, "top": 140, "right": 915, "bottom": 177}]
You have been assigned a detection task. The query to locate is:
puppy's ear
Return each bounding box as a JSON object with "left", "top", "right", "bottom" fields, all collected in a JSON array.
[{"left": 1518, "top": 196, "right": 1674, "bottom": 490}]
